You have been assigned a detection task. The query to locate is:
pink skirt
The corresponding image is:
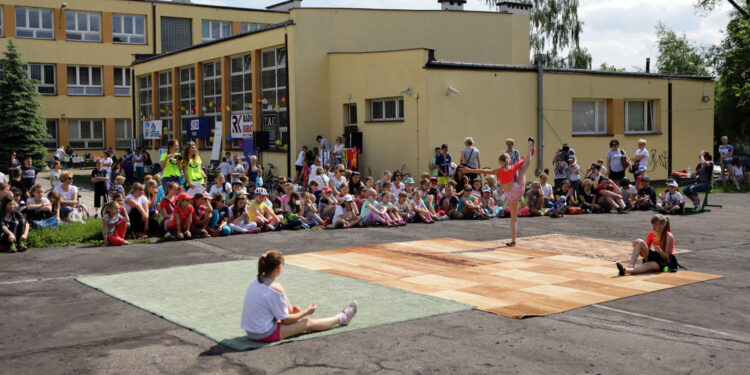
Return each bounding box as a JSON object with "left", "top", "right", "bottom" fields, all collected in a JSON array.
[{"left": 507, "top": 182, "right": 524, "bottom": 202}]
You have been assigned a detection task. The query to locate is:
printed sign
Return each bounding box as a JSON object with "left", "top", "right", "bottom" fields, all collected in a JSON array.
[
  {"left": 185, "top": 116, "right": 211, "bottom": 139},
  {"left": 143, "top": 120, "right": 163, "bottom": 140},
  {"left": 230, "top": 114, "right": 253, "bottom": 139}
]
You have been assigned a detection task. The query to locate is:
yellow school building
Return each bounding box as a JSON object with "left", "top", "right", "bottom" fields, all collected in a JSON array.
[{"left": 2, "top": 0, "right": 713, "bottom": 181}]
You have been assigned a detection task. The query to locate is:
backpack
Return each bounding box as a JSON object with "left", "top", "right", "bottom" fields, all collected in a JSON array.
[
  {"left": 667, "top": 254, "right": 687, "bottom": 272},
  {"left": 620, "top": 150, "right": 631, "bottom": 170}
]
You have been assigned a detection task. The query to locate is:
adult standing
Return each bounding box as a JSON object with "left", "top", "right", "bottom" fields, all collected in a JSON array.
[
  {"left": 429, "top": 147, "right": 440, "bottom": 178},
  {"left": 54, "top": 146, "right": 68, "bottom": 164},
  {"left": 230, "top": 155, "right": 245, "bottom": 184},
  {"left": 182, "top": 141, "right": 206, "bottom": 196},
  {"left": 435, "top": 144, "right": 452, "bottom": 187},
  {"left": 7, "top": 152, "right": 20, "bottom": 171},
  {"left": 333, "top": 137, "right": 345, "bottom": 166},
  {"left": 718, "top": 136, "right": 737, "bottom": 186},
  {"left": 308, "top": 157, "right": 322, "bottom": 185},
  {"left": 606, "top": 139, "right": 629, "bottom": 186},
  {"left": 555, "top": 144, "right": 575, "bottom": 164},
  {"left": 101, "top": 151, "right": 114, "bottom": 189},
  {"left": 505, "top": 139, "right": 521, "bottom": 166},
  {"left": 295, "top": 146, "right": 308, "bottom": 184},
  {"left": 317, "top": 135, "right": 332, "bottom": 168},
  {"left": 460, "top": 137, "right": 481, "bottom": 185},
  {"left": 122, "top": 150, "right": 135, "bottom": 186},
  {"left": 90, "top": 159, "right": 109, "bottom": 216},
  {"left": 64, "top": 145, "right": 75, "bottom": 168},
  {"left": 631, "top": 139, "right": 649, "bottom": 179},
  {"left": 20, "top": 156, "right": 38, "bottom": 191},
  {"left": 133, "top": 147, "right": 146, "bottom": 182},
  {"left": 246, "top": 155, "right": 262, "bottom": 191},
  {"left": 160, "top": 139, "right": 182, "bottom": 191}
]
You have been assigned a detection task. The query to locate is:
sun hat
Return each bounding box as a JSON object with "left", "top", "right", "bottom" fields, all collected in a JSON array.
[
  {"left": 667, "top": 180, "right": 679, "bottom": 188},
  {"left": 255, "top": 187, "right": 268, "bottom": 196},
  {"left": 366, "top": 188, "right": 377, "bottom": 196},
  {"left": 405, "top": 177, "right": 415, "bottom": 184},
  {"left": 322, "top": 186, "right": 332, "bottom": 193},
  {"left": 342, "top": 194, "right": 354, "bottom": 202},
  {"left": 175, "top": 192, "right": 193, "bottom": 201}
]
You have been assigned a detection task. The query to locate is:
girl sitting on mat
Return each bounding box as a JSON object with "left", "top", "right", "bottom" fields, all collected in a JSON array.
[
  {"left": 241, "top": 250, "right": 358, "bottom": 343},
  {"left": 617, "top": 214, "right": 675, "bottom": 276}
]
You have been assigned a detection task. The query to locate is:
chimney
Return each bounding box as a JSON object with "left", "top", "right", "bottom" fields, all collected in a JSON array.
[
  {"left": 266, "top": 0, "right": 302, "bottom": 12},
  {"left": 646, "top": 58, "right": 651, "bottom": 73},
  {"left": 438, "top": 0, "right": 467, "bottom": 11},
  {"left": 496, "top": 2, "right": 532, "bottom": 16}
]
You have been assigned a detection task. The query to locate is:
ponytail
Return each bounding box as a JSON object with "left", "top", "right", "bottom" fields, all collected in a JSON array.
[
  {"left": 257, "top": 250, "right": 284, "bottom": 283},
  {"left": 662, "top": 216, "right": 671, "bottom": 242}
]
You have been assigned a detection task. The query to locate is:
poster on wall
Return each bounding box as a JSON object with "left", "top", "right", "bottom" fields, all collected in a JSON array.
[
  {"left": 243, "top": 138, "right": 256, "bottom": 161},
  {"left": 143, "top": 120, "right": 163, "bottom": 140},
  {"left": 185, "top": 116, "right": 211, "bottom": 139},
  {"left": 230, "top": 114, "right": 253, "bottom": 139}
]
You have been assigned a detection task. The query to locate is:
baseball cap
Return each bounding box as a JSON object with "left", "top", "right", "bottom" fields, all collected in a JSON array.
[
  {"left": 175, "top": 192, "right": 193, "bottom": 201},
  {"left": 482, "top": 186, "right": 491, "bottom": 193},
  {"left": 255, "top": 187, "right": 268, "bottom": 196},
  {"left": 429, "top": 176, "right": 438, "bottom": 181},
  {"left": 405, "top": 177, "right": 415, "bottom": 184},
  {"left": 667, "top": 180, "right": 678, "bottom": 188},
  {"left": 342, "top": 194, "right": 354, "bottom": 202},
  {"left": 322, "top": 186, "right": 332, "bottom": 193},
  {"left": 641, "top": 176, "right": 651, "bottom": 182}
]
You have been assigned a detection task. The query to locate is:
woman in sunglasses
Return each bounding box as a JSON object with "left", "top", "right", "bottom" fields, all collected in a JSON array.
[{"left": 606, "top": 139, "right": 630, "bottom": 186}]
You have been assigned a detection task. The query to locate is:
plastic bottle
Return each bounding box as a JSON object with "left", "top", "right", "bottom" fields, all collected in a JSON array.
[{"left": 687, "top": 166, "right": 691, "bottom": 177}]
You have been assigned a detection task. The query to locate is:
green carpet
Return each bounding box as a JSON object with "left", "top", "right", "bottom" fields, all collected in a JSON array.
[{"left": 76, "top": 260, "right": 473, "bottom": 351}]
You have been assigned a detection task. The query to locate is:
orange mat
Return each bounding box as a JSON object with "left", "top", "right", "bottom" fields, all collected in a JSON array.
[{"left": 286, "top": 237, "right": 720, "bottom": 319}]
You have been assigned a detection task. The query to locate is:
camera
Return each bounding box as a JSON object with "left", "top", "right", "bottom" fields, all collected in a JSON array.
[
  {"left": 175, "top": 155, "right": 183, "bottom": 161},
  {"left": 591, "top": 163, "right": 597, "bottom": 169}
]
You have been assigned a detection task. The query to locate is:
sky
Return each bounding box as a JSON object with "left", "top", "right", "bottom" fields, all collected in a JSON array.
[{"left": 192, "top": 0, "right": 732, "bottom": 70}]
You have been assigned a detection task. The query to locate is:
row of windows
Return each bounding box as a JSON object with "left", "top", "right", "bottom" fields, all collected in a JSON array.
[
  {"left": 22, "top": 64, "right": 130, "bottom": 96},
  {"left": 6, "top": 7, "right": 268, "bottom": 44},
  {"left": 572, "top": 99, "right": 656, "bottom": 135},
  {"left": 43, "top": 119, "right": 132, "bottom": 150}
]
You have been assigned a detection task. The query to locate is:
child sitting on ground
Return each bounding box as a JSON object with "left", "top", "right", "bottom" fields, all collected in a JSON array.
[
  {"left": 191, "top": 193, "right": 212, "bottom": 238},
  {"left": 525, "top": 182, "right": 545, "bottom": 217},
  {"left": 411, "top": 190, "right": 435, "bottom": 223},
  {"left": 158, "top": 182, "right": 179, "bottom": 234},
  {"left": 0, "top": 196, "right": 29, "bottom": 252},
  {"left": 480, "top": 186, "right": 500, "bottom": 217},
  {"left": 209, "top": 193, "right": 232, "bottom": 236},
  {"left": 635, "top": 176, "right": 656, "bottom": 210},
  {"left": 617, "top": 214, "right": 677, "bottom": 276},
  {"left": 619, "top": 177, "right": 638, "bottom": 211},
  {"left": 396, "top": 191, "right": 415, "bottom": 222},
  {"left": 360, "top": 188, "right": 390, "bottom": 226},
  {"left": 241, "top": 250, "right": 358, "bottom": 343},
  {"left": 657, "top": 180, "right": 684, "bottom": 214},
  {"left": 380, "top": 191, "right": 406, "bottom": 226},
  {"left": 458, "top": 184, "right": 488, "bottom": 220},
  {"left": 167, "top": 193, "right": 194, "bottom": 240},
  {"left": 301, "top": 192, "right": 326, "bottom": 227},
  {"left": 228, "top": 193, "right": 258, "bottom": 234},
  {"left": 333, "top": 195, "right": 362, "bottom": 228},
  {"left": 102, "top": 201, "right": 129, "bottom": 246}
]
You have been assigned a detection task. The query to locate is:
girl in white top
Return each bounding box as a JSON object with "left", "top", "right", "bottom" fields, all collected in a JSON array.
[
  {"left": 632, "top": 139, "right": 649, "bottom": 177},
  {"left": 49, "top": 161, "right": 63, "bottom": 189},
  {"left": 241, "top": 251, "right": 358, "bottom": 343},
  {"left": 209, "top": 173, "right": 232, "bottom": 196},
  {"left": 54, "top": 171, "right": 78, "bottom": 218},
  {"left": 329, "top": 164, "right": 347, "bottom": 196},
  {"left": 333, "top": 137, "right": 345, "bottom": 165}
]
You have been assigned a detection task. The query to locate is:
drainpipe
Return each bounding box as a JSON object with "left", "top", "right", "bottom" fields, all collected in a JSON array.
[
  {"left": 284, "top": 31, "right": 292, "bottom": 177},
  {"left": 668, "top": 81, "right": 673, "bottom": 175},
  {"left": 534, "top": 54, "right": 546, "bottom": 176}
]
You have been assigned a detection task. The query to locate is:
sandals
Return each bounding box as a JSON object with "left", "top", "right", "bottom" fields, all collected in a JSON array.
[{"left": 506, "top": 242, "right": 516, "bottom": 247}]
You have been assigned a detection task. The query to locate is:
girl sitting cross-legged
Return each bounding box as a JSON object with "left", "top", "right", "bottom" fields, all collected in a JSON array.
[
  {"left": 617, "top": 214, "right": 677, "bottom": 276},
  {"left": 241, "top": 250, "right": 358, "bottom": 343}
]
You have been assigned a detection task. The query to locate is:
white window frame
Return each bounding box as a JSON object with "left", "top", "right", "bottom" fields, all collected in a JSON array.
[
  {"left": 112, "top": 14, "right": 146, "bottom": 44},
  {"left": 65, "top": 10, "right": 101, "bottom": 42},
  {"left": 157, "top": 71, "right": 173, "bottom": 146},
  {"left": 23, "top": 63, "right": 56, "bottom": 95},
  {"left": 69, "top": 119, "right": 105, "bottom": 149},
  {"left": 115, "top": 119, "right": 132, "bottom": 149},
  {"left": 138, "top": 74, "right": 153, "bottom": 122},
  {"left": 114, "top": 67, "right": 131, "bottom": 96},
  {"left": 241, "top": 23, "right": 267, "bottom": 33},
  {"left": 16, "top": 7, "right": 54, "bottom": 39},
  {"left": 45, "top": 119, "right": 58, "bottom": 150},
  {"left": 369, "top": 97, "right": 404, "bottom": 122},
  {"left": 179, "top": 66, "right": 196, "bottom": 137},
  {"left": 201, "top": 20, "right": 230, "bottom": 42},
  {"left": 230, "top": 54, "right": 252, "bottom": 149},
  {"left": 67, "top": 66, "right": 102, "bottom": 96},
  {"left": 571, "top": 99, "right": 607, "bottom": 135},
  {"left": 625, "top": 100, "right": 656, "bottom": 134},
  {"left": 202, "top": 60, "right": 222, "bottom": 149},
  {"left": 260, "top": 47, "right": 287, "bottom": 109}
]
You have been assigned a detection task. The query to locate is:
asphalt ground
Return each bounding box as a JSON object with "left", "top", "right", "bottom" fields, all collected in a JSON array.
[{"left": 1, "top": 192, "right": 749, "bottom": 374}]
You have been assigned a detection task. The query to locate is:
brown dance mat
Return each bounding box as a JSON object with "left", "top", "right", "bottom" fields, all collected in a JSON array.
[{"left": 286, "top": 236, "right": 720, "bottom": 319}]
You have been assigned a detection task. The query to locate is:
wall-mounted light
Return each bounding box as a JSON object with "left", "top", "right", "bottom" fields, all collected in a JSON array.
[
  {"left": 702, "top": 95, "right": 711, "bottom": 103},
  {"left": 446, "top": 86, "right": 460, "bottom": 96},
  {"left": 347, "top": 93, "right": 352, "bottom": 100},
  {"left": 61, "top": 2, "right": 67, "bottom": 8},
  {"left": 61, "top": 114, "right": 67, "bottom": 119},
  {"left": 399, "top": 87, "right": 411, "bottom": 95}
]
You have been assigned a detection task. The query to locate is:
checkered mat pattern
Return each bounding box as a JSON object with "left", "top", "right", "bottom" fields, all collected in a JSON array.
[{"left": 286, "top": 237, "right": 720, "bottom": 319}]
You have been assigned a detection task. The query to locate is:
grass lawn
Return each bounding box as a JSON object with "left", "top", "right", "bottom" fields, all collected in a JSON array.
[
  {"left": 72, "top": 174, "right": 95, "bottom": 189},
  {"left": 27, "top": 220, "right": 104, "bottom": 248}
]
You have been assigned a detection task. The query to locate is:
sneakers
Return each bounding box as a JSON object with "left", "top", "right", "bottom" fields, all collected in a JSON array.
[
  {"left": 322, "top": 218, "right": 331, "bottom": 227},
  {"left": 616, "top": 262, "right": 626, "bottom": 276},
  {"left": 249, "top": 227, "right": 262, "bottom": 234},
  {"left": 135, "top": 233, "right": 148, "bottom": 239},
  {"left": 16, "top": 243, "right": 28, "bottom": 252},
  {"left": 338, "top": 301, "right": 358, "bottom": 326}
]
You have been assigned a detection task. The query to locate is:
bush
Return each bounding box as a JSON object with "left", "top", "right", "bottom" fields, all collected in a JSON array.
[{"left": 27, "top": 219, "right": 103, "bottom": 248}]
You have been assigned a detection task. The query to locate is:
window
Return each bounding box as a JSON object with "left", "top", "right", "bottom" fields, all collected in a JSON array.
[
  {"left": 158, "top": 71, "right": 173, "bottom": 146},
  {"left": 241, "top": 23, "right": 267, "bottom": 33},
  {"left": 114, "top": 67, "right": 131, "bottom": 96},
  {"left": 69, "top": 119, "right": 104, "bottom": 149},
  {"left": 572, "top": 100, "right": 606, "bottom": 135},
  {"left": 202, "top": 60, "right": 221, "bottom": 149},
  {"left": 347, "top": 104, "right": 358, "bottom": 126},
  {"left": 113, "top": 14, "right": 146, "bottom": 44},
  {"left": 16, "top": 7, "right": 54, "bottom": 39},
  {"left": 202, "top": 20, "right": 230, "bottom": 42},
  {"left": 261, "top": 48, "right": 288, "bottom": 149},
  {"left": 67, "top": 66, "right": 102, "bottom": 95},
  {"left": 179, "top": 66, "right": 196, "bottom": 138},
  {"left": 230, "top": 54, "right": 252, "bottom": 149},
  {"left": 369, "top": 98, "right": 404, "bottom": 122},
  {"left": 0, "top": 7, "right": 4, "bottom": 37},
  {"left": 45, "top": 120, "right": 58, "bottom": 150},
  {"left": 161, "top": 17, "right": 191, "bottom": 53},
  {"left": 23, "top": 64, "right": 56, "bottom": 95},
  {"left": 65, "top": 11, "right": 100, "bottom": 42},
  {"left": 626, "top": 100, "right": 655, "bottom": 134},
  {"left": 115, "top": 119, "right": 132, "bottom": 149},
  {"left": 138, "top": 74, "right": 152, "bottom": 126}
]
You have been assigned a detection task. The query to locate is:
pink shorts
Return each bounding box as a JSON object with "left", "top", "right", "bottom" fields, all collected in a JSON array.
[
  {"left": 507, "top": 182, "right": 524, "bottom": 202},
  {"left": 253, "top": 323, "right": 282, "bottom": 343}
]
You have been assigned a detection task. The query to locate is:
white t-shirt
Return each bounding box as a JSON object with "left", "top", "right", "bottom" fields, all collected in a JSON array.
[
  {"left": 333, "top": 205, "right": 347, "bottom": 225},
  {"left": 621, "top": 185, "right": 638, "bottom": 202},
  {"left": 55, "top": 148, "right": 66, "bottom": 159},
  {"left": 554, "top": 161, "right": 568, "bottom": 180},
  {"left": 540, "top": 183, "right": 553, "bottom": 199},
  {"left": 125, "top": 193, "right": 149, "bottom": 214},
  {"left": 101, "top": 157, "right": 113, "bottom": 173},
  {"left": 392, "top": 182, "right": 405, "bottom": 196},
  {"left": 568, "top": 164, "right": 581, "bottom": 181},
  {"left": 607, "top": 149, "right": 627, "bottom": 173},
  {"left": 332, "top": 175, "right": 347, "bottom": 190},
  {"left": 218, "top": 161, "right": 233, "bottom": 177},
  {"left": 733, "top": 165, "right": 743, "bottom": 176},
  {"left": 634, "top": 148, "right": 649, "bottom": 170},
  {"left": 311, "top": 175, "right": 328, "bottom": 191},
  {"left": 103, "top": 212, "right": 124, "bottom": 236},
  {"left": 55, "top": 185, "right": 78, "bottom": 202},
  {"left": 0, "top": 171, "right": 7, "bottom": 184},
  {"left": 333, "top": 144, "right": 345, "bottom": 160},
  {"left": 240, "top": 279, "right": 290, "bottom": 337},
  {"left": 664, "top": 191, "right": 684, "bottom": 205},
  {"left": 27, "top": 197, "right": 50, "bottom": 206},
  {"left": 50, "top": 170, "right": 61, "bottom": 188},
  {"left": 308, "top": 164, "right": 320, "bottom": 183},
  {"left": 231, "top": 164, "right": 245, "bottom": 183},
  {"left": 209, "top": 182, "right": 232, "bottom": 196},
  {"left": 295, "top": 151, "right": 306, "bottom": 167},
  {"left": 133, "top": 153, "right": 145, "bottom": 168}
]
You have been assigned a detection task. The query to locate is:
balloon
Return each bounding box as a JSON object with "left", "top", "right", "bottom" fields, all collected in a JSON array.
[
  {"left": 226, "top": 136, "right": 232, "bottom": 142},
  {"left": 209, "top": 101, "right": 214, "bottom": 107},
  {"left": 281, "top": 96, "right": 287, "bottom": 103},
  {"left": 275, "top": 140, "right": 282, "bottom": 146},
  {"left": 209, "top": 137, "right": 214, "bottom": 142},
  {"left": 283, "top": 144, "right": 288, "bottom": 150},
  {"left": 202, "top": 106, "right": 207, "bottom": 112},
  {"left": 225, "top": 106, "right": 231, "bottom": 112},
  {"left": 159, "top": 134, "right": 164, "bottom": 139},
  {"left": 262, "top": 98, "right": 268, "bottom": 105},
  {"left": 163, "top": 127, "right": 168, "bottom": 132},
  {"left": 256, "top": 98, "right": 262, "bottom": 103},
  {"left": 247, "top": 103, "right": 252, "bottom": 109}
]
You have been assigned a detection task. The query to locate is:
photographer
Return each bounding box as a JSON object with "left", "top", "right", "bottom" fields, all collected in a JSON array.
[{"left": 160, "top": 139, "right": 182, "bottom": 191}]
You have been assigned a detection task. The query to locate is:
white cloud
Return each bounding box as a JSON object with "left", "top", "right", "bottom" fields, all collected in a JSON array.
[{"left": 193, "top": 0, "right": 732, "bottom": 70}]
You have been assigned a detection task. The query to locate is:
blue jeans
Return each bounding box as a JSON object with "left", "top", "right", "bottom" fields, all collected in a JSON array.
[
  {"left": 683, "top": 182, "right": 710, "bottom": 197},
  {"left": 31, "top": 217, "right": 59, "bottom": 229},
  {"left": 60, "top": 206, "right": 74, "bottom": 217}
]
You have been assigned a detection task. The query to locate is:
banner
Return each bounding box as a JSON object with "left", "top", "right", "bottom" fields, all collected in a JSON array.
[
  {"left": 230, "top": 114, "right": 253, "bottom": 139},
  {"left": 185, "top": 116, "right": 211, "bottom": 139},
  {"left": 143, "top": 120, "right": 163, "bottom": 140},
  {"left": 211, "top": 122, "right": 222, "bottom": 162},
  {"left": 243, "top": 138, "right": 256, "bottom": 161}
]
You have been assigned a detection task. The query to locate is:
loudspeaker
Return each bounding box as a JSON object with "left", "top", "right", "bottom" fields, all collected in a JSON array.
[
  {"left": 348, "top": 131, "right": 363, "bottom": 153},
  {"left": 254, "top": 131, "right": 271, "bottom": 151}
]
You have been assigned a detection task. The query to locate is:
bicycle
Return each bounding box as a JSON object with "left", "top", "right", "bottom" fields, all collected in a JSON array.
[
  {"left": 263, "top": 163, "right": 280, "bottom": 194},
  {"left": 74, "top": 197, "right": 91, "bottom": 221}
]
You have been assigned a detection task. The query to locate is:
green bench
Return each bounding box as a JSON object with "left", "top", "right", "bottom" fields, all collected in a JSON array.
[{"left": 684, "top": 184, "right": 722, "bottom": 214}]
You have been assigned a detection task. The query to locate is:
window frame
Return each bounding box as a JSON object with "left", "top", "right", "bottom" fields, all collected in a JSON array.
[
  {"left": 68, "top": 119, "right": 105, "bottom": 149},
  {"left": 15, "top": 7, "right": 54, "bottom": 40},
  {"left": 115, "top": 119, "right": 132, "bottom": 149},
  {"left": 241, "top": 23, "right": 267, "bottom": 33},
  {"left": 230, "top": 54, "right": 253, "bottom": 150},
  {"left": 157, "top": 71, "right": 173, "bottom": 147},
  {"left": 625, "top": 100, "right": 656, "bottom": 134},
  {"left": 260, "top": 47, "right": 288, "bottom": 150},
  {"left": 65, "top": 10, "right": 101, "bottom": 42},
  {"left": 45, "top": 119, "right": 58, "bottom": 150},
  {"left": 23, "top": 63, "right": 56, "bottom": 95},
  {"left": 368, "top": 97, "right": 404, "bottom": 122},
  {"left": 201, "top": 20, "right": 230, "bottom": 42},
  {"left": 347, "top": 103, "right": 358, "bottom": 126},
  {"left": 138, "top": 74, "right": 153, "bottom": 126},
  {"left": 67, "top": 65, "right": 103, "bottom": 96},
  {"left": 179, "top": 66, "right": 196, "bottom": 138},
  {"left": 112, "top": 14, "right": 146, "bottom": 44},
  {"left": 201, "top": 60, "right": 222, "bottom": 149},
  {"left": 113, "top": 67, "right": 131, "bottom": 96},
  {"left": 571, "top": 99, "right": 607, "bottom": 135}
]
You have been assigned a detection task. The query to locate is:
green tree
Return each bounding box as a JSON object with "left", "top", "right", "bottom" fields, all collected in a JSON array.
[
  {"left": 598, "top": 63, "right": 625, "bottom": 72},
  {"left": 0, "top": 39, "right": 50, "bottom": 169},
  {"left": 654, "top": 22, "right": 710, "bottom": 76},
  {"left": 696, "top": 0, "right": 749, "bottom": 18},
  {"left": 712, "top": 13, "right": 750, "bottom": 143},
  {"left": 547, "top": 46, "right": 591, "bottom": 69},
  {"left": 482, "top": 0, "right": 583, "bottom": 64}
]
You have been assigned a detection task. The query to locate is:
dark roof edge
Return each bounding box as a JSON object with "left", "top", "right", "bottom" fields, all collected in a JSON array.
[
  {"left": 139, "top": 0, "right": 287, "bottom": 14},
  {"left": 424, "top": 59, "right": 714, "bottom": 82},
  {"left": 328, "top": 47, "right": 429, "bottom": 55},
  {"left": 132, "top": 21, "right": 293, "bottom": 66}
]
